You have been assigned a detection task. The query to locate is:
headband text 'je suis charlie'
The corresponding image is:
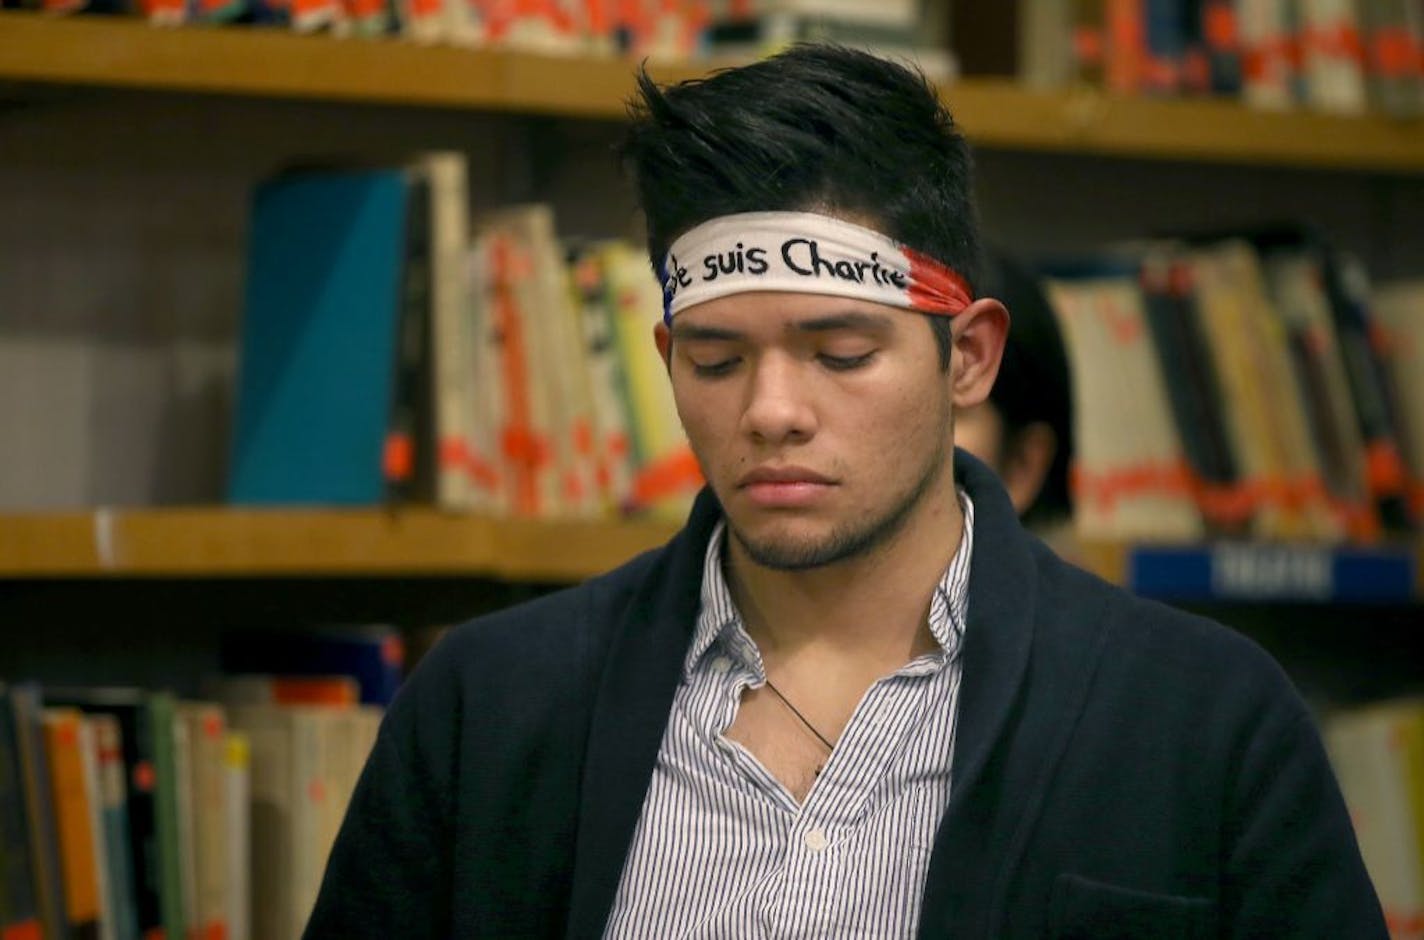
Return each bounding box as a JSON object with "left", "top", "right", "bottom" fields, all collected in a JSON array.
[{"left": 659, "top": 211, "right": 974, "bottom": 323}]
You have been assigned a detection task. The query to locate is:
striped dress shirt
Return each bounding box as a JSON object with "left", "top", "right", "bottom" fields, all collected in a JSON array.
[{"left": 604, "top": 493, "right": 974, "bottom": 938}]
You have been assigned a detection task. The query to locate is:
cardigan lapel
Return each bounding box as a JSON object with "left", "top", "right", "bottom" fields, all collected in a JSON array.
[
  {"left": 917, "top": 450, "right": 1040, "bottom": 934},
  {"left": 564, "top": 488, "right": 722, "bottom": 940}
]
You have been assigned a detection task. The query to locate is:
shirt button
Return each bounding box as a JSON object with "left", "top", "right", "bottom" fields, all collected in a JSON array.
[
  {"left": 804, "top": 828, "right": 828, "bottom": 852},
  {"left": 710, "top": 655, "right": 732, "bottom": 674}
]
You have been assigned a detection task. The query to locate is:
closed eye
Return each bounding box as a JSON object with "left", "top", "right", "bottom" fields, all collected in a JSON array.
[
  {"left": 691, "top": 357, "right": 741, "bottom": 378},
  {"left": 819, "top": 352, "right": 875, "bottom": 371}
]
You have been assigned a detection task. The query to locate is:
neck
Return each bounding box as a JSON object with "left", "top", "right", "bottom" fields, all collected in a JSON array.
[{"left": 724, "top": 485, "right": 965, "bottom": 675}]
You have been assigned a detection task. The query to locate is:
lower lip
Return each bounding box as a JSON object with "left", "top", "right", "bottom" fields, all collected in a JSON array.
[{"left": 740, "top": 481, "right": 833, "bottom": 508}]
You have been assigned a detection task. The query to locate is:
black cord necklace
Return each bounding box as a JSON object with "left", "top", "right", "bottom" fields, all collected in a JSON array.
[{"left": 763, "top": 679, "right": 836, "bottom": 753}]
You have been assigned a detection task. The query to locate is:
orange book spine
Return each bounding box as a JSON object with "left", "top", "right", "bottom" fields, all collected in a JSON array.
[{"left": 42, "top": 710, "right": 101, "bottom": 933}]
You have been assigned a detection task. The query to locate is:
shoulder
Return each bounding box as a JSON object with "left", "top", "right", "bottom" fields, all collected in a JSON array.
[
  {"left": 441, "top": 543, "right": 668, "bottom": 682},
  {"left": 1029, "top": 540, "right": 1303, "bottom": 718},
  {"left": 386, "top": 542, "right": 673, "bottom": 726}
]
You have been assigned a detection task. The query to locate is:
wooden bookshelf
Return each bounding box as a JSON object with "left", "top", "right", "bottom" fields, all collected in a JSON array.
[
  {"left": 0, "top": 508, "right": 680, "bottom": 580},
  {"left": 4, "top": 12, "right": 1424, "bottom": 172},
  {"left": 1, "top": 509, "right": 1418, "bottom": 601}
]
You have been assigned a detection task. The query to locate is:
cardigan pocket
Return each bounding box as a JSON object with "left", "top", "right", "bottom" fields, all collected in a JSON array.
[{"left": 1049, "top": 873, "right": 1215, "bottom": 940}]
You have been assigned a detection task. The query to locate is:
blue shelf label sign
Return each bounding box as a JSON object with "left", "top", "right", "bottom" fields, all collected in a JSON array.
[{"left": 1129, "top": 543, "right": 1415, "bottom": 603}]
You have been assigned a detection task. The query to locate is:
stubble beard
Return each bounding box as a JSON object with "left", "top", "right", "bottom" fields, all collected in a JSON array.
[{"left": 728, "top": 438, "right": 951, "bottom": 572}]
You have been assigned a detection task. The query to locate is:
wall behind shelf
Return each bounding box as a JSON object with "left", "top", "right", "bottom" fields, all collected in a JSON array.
[{"left": 4, "top": 87, "right": 1424, "bottom": 508}]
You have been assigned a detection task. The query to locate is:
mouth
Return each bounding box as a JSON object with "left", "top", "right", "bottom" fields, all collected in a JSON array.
[{"left": 736, "top": 467, "right": 837, "bottom": 508}]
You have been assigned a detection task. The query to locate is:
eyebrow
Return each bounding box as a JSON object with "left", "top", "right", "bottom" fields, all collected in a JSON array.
[
  {"left": 791, "top": 312, "right": 894, "bottom": 335},
  {"left": 670, "top": 310, "right": 894, "bottom": 342}
]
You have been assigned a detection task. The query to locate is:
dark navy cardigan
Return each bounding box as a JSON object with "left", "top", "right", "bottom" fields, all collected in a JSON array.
[{"left": 305, "top": 451, "right": 1385, "bottom": 939}]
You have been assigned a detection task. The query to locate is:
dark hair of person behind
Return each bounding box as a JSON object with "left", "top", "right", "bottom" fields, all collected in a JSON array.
[
  {"left": 620, "top": 44, "right": 982, "bottom": 368},
  {"left": 983, "top": 247, "right": 1075, "bottom": 525}
]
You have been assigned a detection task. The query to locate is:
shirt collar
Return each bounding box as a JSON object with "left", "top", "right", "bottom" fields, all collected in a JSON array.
[{"left": 683, "top": 490, "right": 976, "bottom": 679}]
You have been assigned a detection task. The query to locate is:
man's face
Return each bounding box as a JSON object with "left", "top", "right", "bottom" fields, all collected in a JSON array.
[{"left": 658, "top": 290, "right": 957, "bottom": 571}]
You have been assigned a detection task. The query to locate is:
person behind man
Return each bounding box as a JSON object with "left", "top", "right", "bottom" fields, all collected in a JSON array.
[
  {"left": 954, "top": 247, "right": 1077, "bottom": 545},
  {"left": 304, "top": 45, "right": 1384, "bottom": 938}
]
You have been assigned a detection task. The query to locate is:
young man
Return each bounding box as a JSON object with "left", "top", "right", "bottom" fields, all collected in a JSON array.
[{"left": 305, "top": 46, "right": 1385, "bottom": 938}]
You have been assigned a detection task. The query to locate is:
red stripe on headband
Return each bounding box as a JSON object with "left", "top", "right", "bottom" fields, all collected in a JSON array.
[{"left": 905, "top": 248, "right": 974, "bottom": 315}]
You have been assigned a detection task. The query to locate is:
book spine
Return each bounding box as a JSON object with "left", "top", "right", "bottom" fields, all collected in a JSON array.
[
  {"left": 42, "top": 708, "right": 102, "bottom": 939},
  {"left": 0, "top": 688, "right": 42, "bottom": 940},
  {"left": 148, "top": 694, "right": 185, "bottom": 940},
  {"left": 9, "top": 686, "right": 67, "bottom": 940},
  {"left": 77, "top": 720, "right": 115, "bottom": 940},
  {"left": 385, "top": 170, "right": 435, "bottom": 506},
  {"left": 222, "top": 735, "right": 249, "bottom": 940},
  {"left": 92, "top": 717, "right": 138, "bottom": 940}
]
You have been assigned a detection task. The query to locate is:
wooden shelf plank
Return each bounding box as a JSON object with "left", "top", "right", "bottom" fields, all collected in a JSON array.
[
  {"left": 3, "top": 13, "right": 1424, "bottom": 171},
  {"left": 948, "top": 80, "right": 1424, "bottom": 172},
  {"left": 1, "top": 508, "right": 1416, "bottom": 603},
  {"left": 0, "top": 508, "right": 679, "bottom": 579}
]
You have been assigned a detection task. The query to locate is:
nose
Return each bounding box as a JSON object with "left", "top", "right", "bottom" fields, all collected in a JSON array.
[{"left": 739, "top": 353, "right": 816, "bottom": 445}]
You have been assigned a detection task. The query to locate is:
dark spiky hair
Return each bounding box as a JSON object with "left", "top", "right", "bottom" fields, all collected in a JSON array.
[{"left": 620, "top": 44, "right": 982, "bottom": 366}]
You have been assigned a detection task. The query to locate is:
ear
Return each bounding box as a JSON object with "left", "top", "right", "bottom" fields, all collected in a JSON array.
[
  {"left": 1001, "top": 422, "right": 1057, "bottom": 515},
  {"left": 653, "top": 320, "right": 672, "bottom": 371},
  {"left": 949, "top": 297, "right": 1009, "bottom": 409}
]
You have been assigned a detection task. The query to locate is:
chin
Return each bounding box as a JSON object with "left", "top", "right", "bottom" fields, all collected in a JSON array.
[{"left": 728, "top": 516, "right": 880, "bottom": 572}]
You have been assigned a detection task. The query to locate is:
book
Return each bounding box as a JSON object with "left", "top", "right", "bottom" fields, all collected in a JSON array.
[
  {"left": 1138, "top": 246, "right": 1246, "bottom": 533},
  {"left": 417, "top": 152, "right": 475, "bottom": 512},
  {"left": 1200, "top": 0, "right": 1245, "bottom": 94},
  {"left": 0, "top": 686, "right": 42, "bottom": 940},
  {"left": 1240, "top": 0, "right": 1300, "bottom": 108},
  {"left": 483, "top": 205, "right": 600, "bottom": 519},
  {"left": 705, "top": 12, "right": 957, "bottom": 80},
  {"left": 41, "top": 708, "right": 102, "bottom": 940},
  {"left": 1018, "top": 0, "right": 1075, "bottom": 88},
  {"left": 8, "top": 685, "right": 66, "bottom": 940},
  {"left": 1043, "top": 263, "right": 1205, "bottom": 541},
  {"left": 383, "top": 165, "right": 436, "bottom": 507},
  {"left": 1298, "top": 0, "right": 1370, "bottom": 113},
  {"left": 203, "top": 676, "right": 361, "bottom": 709},
  {"left": 1187, "top": 240, "right": 1338, "bottom": 540},
  {"left": 223, "top": 733, "right": 250, "bottom": 940},
  {"left": 601, "top": 241, "right": 703, "bottom": 519},
  {"left": 1324, "top": 699, "right": 1424, "bottom": 937},
  {"left": 1371, "top": 279, "right": 1424, "bottom": 520},
  {"left": 1071, "top": 0, "right": 1109, "bottom": 85},
  {"left": 1359, "top": 0, "right": 1424, "bottom": 116},
  {"left": 225, "top": 707, "right": 321, "bottom": 940},
  {"left": 171, "top": 714, "right": 195, "bottom": 940},
  {"left": 229, "top": 168, "right": 411, "bottom": 507},
  {"left": 473, "top": 218, "right": 558, "bottom": 517},
  {"left": 568, "top": 243, "right": 637, "bottom": 514},
  {"left": 1318, "top": 248, "right": 1417, "bottom": 531},
  {"left": 89, "top": 716, "right": 137, "bottom": 940},
  {"left": 1262, "top": 250, "right": 1377, "bottom": 539},
  {"left": 175, "top": 704, "right": 227, "bottom": 940},
  {"left": 1142, "top": 0, "right": 1189, "bottom": 94},
  {"left": 44, "top": 689, "right": 168, "bottom": 940},
  {"left": 75, "top": 720, "right": 112, "bottom": 940},
  {"left": 218, "top": 626, "right": 405, "bottom": 707}
]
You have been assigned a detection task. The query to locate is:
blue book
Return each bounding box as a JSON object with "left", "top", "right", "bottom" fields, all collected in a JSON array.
[
  {"left": 229, "top": 169, "right": 410, "bottom": 505},
  {"left": 219, "top": 625, "right": 406, "bottom": 706}
]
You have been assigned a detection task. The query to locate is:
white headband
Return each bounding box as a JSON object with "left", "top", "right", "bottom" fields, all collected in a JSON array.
[{"left": 660, "top": 211, "right": 973, "bottom": 323}]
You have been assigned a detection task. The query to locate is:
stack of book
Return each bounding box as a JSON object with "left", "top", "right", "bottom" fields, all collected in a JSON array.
[
  {"left": 0, "top": 0, "right": 711, "bottom": 58},
  {"left": 980, "top": 0, "right": 1424, "bottom": 117},
  {"left": 0, "top": 626, "right": 399, "bottom": 940},
  {"left": 1040, "top": 227, "right": 1423, "bottom": 543},
  {"left": 227, "top": 152, "right": 701, "bottom": 521}
]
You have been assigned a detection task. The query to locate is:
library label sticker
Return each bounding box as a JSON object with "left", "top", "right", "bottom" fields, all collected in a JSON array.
[
  {"left": 1210, "top": 544, "right": 1331, "bottom": 600},
  {"left": 1129, "top": 544, "right": 1415, "bottom": 603}
]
